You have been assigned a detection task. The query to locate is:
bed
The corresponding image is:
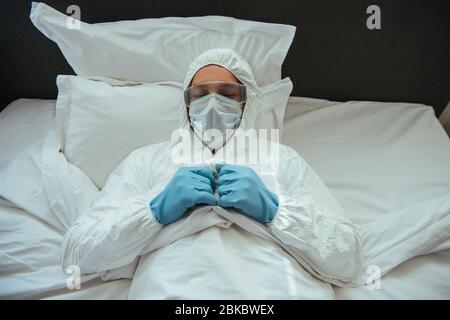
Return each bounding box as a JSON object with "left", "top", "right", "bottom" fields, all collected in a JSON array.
[
  {"left": 1, "top": 0, "right": 449, "bottom": 300},
  {"left": 1, "top": 96, "right": 449, "bottom": 299}
]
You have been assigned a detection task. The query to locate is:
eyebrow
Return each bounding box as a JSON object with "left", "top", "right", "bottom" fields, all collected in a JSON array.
[
  {"left": 220, "top": 83, "right": 237, "bottom": 89},
  {"left": 192, "top": 81, "right": 239, "bottom": 89}
]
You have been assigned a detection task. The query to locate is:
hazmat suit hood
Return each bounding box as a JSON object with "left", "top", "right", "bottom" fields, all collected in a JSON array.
[{"left": 180, "top": 48, "right": 267, "bottom": 133}]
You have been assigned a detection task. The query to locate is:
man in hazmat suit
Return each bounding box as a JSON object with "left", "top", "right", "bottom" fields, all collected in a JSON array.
[{"left": 61, "top": 48, "right": 362, "bottom": 299}]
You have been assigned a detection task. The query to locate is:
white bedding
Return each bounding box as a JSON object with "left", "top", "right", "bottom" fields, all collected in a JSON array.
[{"left": 0, "top": 97, "right": 449, "bottom": 299}]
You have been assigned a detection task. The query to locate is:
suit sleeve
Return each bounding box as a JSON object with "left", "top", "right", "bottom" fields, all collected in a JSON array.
[
  {"left": 61, "top": 149, "right": 164, "bottom": 274},
  {"left": 268, "top": 147, "right": 362, "bottom": 284}
]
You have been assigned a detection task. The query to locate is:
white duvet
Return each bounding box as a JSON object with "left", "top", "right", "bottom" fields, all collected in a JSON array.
[
  {"left": 0, "top": 70, "right": 450, "bottom": 298},
  {"left": 1, "top": 122, "right": 449, "bottom": 299},
  {"left": 1, "top": 51, "right": 450, "bottom": 299},
  {"left": 1, "top": 97, "right": 450, "bottom": 299}
]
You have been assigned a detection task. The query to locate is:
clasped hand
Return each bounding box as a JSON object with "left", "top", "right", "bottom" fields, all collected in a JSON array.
[{"left": 150, "top": 165, "right": 279, "bottom": 225}]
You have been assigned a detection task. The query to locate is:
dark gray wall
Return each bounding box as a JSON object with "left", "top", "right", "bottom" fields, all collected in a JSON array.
[{"left": 1, "top": 0, "right": 449, "bottom": 115}]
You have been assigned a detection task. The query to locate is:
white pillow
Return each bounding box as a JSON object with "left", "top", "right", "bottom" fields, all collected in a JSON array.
[
  {"left": 56, "top": 75, "right": 292, "bottom": 188},
  {"left": 256, "top": 77, "right": 293, "bottom": 135},
  {"left": 282, "top": 98, "right": 450, "bottom": 223},
  {"left": 30, "top": 2, "right": 296, "bottom": 86}
]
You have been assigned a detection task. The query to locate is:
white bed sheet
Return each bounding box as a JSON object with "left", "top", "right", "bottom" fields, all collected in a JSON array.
[
  {"left": 0, "top": 198, "right": 124, "bottom": 299},
  {"left": 0, "top": 97, "right": 449, "bottom": 299},
  {"left": 283, "top": 97, "right": 450, "bottom": 299}
]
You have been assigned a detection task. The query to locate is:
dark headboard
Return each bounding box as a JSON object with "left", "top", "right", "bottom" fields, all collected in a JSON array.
[{"left": 1, "top": 0, "right": 449, "bottom": 115}]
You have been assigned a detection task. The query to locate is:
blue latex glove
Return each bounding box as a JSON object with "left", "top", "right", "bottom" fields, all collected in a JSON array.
[
  {"left": 150, "top": 167, "right": 217, "bottom": 225},
  {"left": 217, "top": 164, "right": 279, "bottom": 223}
]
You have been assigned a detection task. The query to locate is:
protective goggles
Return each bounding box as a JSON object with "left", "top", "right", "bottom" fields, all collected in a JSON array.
[{"left": 184, "top": 81, "right": 247, "bottom": 107}]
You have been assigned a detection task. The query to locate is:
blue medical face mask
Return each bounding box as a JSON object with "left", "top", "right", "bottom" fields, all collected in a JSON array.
[{"left": 188, "top": 93, "right": 243, "bottom": 150}]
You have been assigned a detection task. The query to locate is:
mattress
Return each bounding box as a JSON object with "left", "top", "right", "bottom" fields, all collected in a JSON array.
[{"left": 0, "top": 97, "right": 449, "bottom": 299}]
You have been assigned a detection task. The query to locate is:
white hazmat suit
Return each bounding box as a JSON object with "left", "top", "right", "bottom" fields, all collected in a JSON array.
[{"left": 61, "top": 48, "right": 363, "bottom": 299}]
